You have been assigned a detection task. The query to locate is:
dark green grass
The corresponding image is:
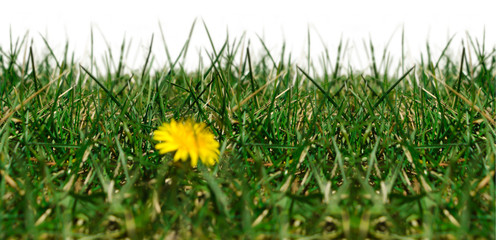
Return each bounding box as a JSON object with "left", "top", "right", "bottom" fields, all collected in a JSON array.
[{"left": 0, "top": 27, "right": 495, "bottom": 239}]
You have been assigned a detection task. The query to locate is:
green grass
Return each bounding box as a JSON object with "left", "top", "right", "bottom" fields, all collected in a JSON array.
[{"left": 0, "top": 25, "right": 495, "bottom": 239}]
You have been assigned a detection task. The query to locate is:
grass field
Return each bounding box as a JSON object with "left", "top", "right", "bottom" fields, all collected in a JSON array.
[{"left": 1, "top": 26, "right": 495, "bottom": 239}]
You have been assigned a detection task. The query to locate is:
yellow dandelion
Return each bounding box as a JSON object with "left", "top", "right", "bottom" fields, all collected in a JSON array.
[{"left": 153, "top": 119, "right": 220, "bottom": 167}]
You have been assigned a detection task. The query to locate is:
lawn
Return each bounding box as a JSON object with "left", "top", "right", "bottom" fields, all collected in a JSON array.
[{"left": 0, "top": 26, "right": 495, "bottom": 239}]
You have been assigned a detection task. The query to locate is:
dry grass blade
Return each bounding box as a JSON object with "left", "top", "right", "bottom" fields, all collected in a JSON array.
[
  {"left": 435, "top": 76, "right": 495, "bottom": 126},
  {"left": 230, "top": 74, "right": 280, "bottom": 112},
  {"left": 0, "top": 77, "right": 59, "bottom": 125}
]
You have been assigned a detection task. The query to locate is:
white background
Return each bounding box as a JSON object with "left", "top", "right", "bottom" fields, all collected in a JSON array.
[{"left": 1, "top": 0, "right": 494, "bottom": 72}]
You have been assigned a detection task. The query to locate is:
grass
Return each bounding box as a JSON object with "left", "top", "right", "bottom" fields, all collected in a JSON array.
[{"left": 0, "top": 24, "right": 495, "bottom": 239}]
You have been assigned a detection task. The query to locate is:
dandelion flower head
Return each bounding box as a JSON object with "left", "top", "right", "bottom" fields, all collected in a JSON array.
[{"left": 153, "top": 119, "right": 219, "bottom": 167}]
